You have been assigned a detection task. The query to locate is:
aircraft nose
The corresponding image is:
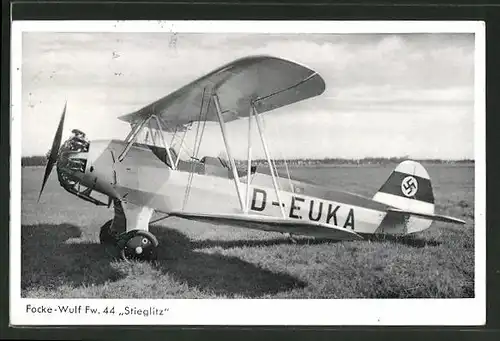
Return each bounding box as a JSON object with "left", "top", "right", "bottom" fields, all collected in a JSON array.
[
  {"left": 85, "top": 140, "right": 114, "bottom": 176},
  {"left": 54, "top": 134, "right": 117, "bottom": 205},
  {"left": 53, "top": 134, "right": 93, "bottom": 201},
  {"left": 62, "top": 152, "right": 89, "bottom": 173},
  {"left": 56, "top": 135, "right": 89, "bottom": 181},
  {"left": 84, "top": 139, "right": 117, "bottom": 196}
]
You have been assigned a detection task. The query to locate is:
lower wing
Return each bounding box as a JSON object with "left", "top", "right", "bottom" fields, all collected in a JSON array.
[{"left": 168, "top": 211, "right": 363, "bottom": 240}]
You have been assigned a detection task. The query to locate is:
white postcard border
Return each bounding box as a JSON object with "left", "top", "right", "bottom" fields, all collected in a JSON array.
[{"left": 10, "top": 20, "right": 486, "bottom": 326}]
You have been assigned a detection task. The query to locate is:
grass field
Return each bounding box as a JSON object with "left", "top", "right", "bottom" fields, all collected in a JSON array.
[{"left": 20, "top": 163, "right": 475, "bottom": 299}]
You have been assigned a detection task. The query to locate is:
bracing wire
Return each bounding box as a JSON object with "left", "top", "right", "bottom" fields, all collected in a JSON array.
[
  {"left": 178, "top": 127, "right": 193, "bottom": 163},
  {"left": 260, "top": 114, "right": 282, "bottom": 192},
  {"left": 259, "top": 114, "right": 293, "bottom": 192},
  {"left": 170, "top": 124, "right": 194, "bottom": 162},
  {"left": 182, "top": 88, "right": 208, "bottom": 210},
  {"left": 147, "top": 122, "right": 155, "bottom": 147},
  {"left": 169, "top": 125, "right": 179, "bottom": 146},
  {"left": 192, "top": 112, "right": 208, "bottom": 162},
  {"left": 254, "top": 108, "right": 286, "bottom": 218},
  {"left": 262, "top": 114, "right": 294, "bottom": 192},
  {"left": 175, "top": 127, "right": 188, "bottom": 161},
  {"left": 184, "top": 97, "right": 209, "bottom": 207}
]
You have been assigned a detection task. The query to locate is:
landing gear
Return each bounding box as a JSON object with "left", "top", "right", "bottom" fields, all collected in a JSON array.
[
  {"left": 116, "top": 230, "right": 159, "bottom": 262},
  {"left": 99, "top": 222, "right": 159, "bottom": 262},
  {"left": 99, "top": 219, "right": 117, "bottom": 245},
  {"left": 100, "top": 224, "right": 159, "bottom": 262},
  {"left": 99, "top": 199, "right": 159, "bottom": 262}
]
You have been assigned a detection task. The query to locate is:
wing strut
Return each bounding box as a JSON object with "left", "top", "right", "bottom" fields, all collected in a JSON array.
[
  {"left": 152, "top": 115, "right": 176, "bottom": 169},
  {"left": 175, "top": 127, "right": 189, "bottom": 168},
  {"left": 252, "top": 104, "right": 286, "bottom": 219},
  {"left": 117, "top": 111, "right": 180, "bottom": 169},
  {"left": 244, "top": 105, "right": 253, "bottom": 214},
  {"left": 118, "top": 115, "right": 152, "bottom": 162},
  {"left": 212, "top": 94, "right": 246, "bottom": 212}
]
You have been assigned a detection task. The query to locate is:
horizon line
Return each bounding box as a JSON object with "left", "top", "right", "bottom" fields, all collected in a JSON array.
[{"left": 20, "top": 155, "right": 475, "bottom": 162}]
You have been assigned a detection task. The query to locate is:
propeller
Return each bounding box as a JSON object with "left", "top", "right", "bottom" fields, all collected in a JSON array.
[{"left": 38, "top": 102, "right": 67, "bottom": 202}]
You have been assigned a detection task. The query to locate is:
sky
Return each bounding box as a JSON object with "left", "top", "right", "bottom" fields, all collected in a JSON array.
[{"left": 20, "top": 31, "right": 476, "bottom": 159}]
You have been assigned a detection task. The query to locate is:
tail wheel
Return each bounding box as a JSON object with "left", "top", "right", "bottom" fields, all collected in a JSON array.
[{"left": 118, "top": 230, "right": 159, "bottom": 262}]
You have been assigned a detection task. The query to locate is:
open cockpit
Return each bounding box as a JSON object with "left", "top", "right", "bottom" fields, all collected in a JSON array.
[
  {"left": 132, "top": 142, "right": 257, "bottom": 179},
  {"left": 126, "top": 112, "right": 258, "bottom": 180}
]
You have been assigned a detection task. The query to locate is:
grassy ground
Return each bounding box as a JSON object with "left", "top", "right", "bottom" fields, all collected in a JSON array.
[{"left": 20, "top": 163, "right": 475, "bottom": 299}]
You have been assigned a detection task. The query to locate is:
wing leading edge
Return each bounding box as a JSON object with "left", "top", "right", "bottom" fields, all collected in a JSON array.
[
  {"left": 168, "top": 211, "right": 363, "bottom": 241},
  {"left": 118, "top": 55, "right": 326, "bottom": 131}
]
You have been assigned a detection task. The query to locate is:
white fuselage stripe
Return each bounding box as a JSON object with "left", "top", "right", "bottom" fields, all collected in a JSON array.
[{"left": 373, "top": 192, "right": 434, "bottom": 214}]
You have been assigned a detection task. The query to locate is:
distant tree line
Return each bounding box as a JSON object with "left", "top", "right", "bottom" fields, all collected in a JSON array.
[
  {"left": 22, "top": 155, "right": 474, "bottom": 168},
  {"left": 22, "top": 155, "right": 48, "bottom": 167},
  {"left": 239, "top": 157, "right": 475, "bottom": 167}
]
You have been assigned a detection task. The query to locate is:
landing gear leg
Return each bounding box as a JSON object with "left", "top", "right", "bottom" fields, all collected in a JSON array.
[
  {"left": 99, "top": 199, "right": 126, "bottom": 245},
  {"left": 99, "top": 199, "right": 158, "bottom": 262},
  {"left": 99, "top": 219, "right": 116, "bottom": 245}
]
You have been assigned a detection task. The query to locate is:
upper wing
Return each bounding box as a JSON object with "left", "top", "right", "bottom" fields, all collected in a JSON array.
[
  {"left": 168, "top": 211, "right": 363, "bottom": 241},
  {"left": 118, "top": 55, "right": 326, "bottom": 130}
]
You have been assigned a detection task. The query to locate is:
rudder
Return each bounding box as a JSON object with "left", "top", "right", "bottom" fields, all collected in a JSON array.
[{"left": 373, "top": 160, "right": 435, "bottom": 215}]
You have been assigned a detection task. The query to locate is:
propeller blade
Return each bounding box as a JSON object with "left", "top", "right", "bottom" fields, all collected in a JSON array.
[{"left": 38, "top": 102, "right": 67, "bottom": 202}]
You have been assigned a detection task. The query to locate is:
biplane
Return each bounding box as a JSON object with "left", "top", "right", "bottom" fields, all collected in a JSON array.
[{"left": 38, "top": 55, "right": 466, "bottom": 261}]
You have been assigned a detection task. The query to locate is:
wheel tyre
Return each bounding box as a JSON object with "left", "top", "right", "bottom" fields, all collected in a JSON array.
[
  {"left": 99, "top": 219, "right": 117, "bottom": 245},
  {"left": 119, "top": 230, "right": 159, "bottom": 262}
]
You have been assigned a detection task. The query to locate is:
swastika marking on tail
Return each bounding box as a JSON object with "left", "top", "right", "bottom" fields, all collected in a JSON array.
[{"left": 401, "top": 176, "right": 418, "bottom": 197}]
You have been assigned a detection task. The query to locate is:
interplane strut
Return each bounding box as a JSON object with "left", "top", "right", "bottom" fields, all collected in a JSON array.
[{"left": 212, "top": 93, "right": 246, "bottom": 212}]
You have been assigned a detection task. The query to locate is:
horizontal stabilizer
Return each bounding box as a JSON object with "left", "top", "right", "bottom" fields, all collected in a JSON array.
[
  {"left": 387, "top": 208, "right": 466, "bottom": 225},
  {"left": 168, "top": 211, "right": 363, "bottom": 240}
]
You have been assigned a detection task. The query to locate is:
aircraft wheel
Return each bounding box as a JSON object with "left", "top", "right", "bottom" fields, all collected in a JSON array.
[
  {"left": 118, "top": 230, "right": 159, "bottom": 262},
  {"left": 99, "top": 219, "right": 116, "bottom": 245}
]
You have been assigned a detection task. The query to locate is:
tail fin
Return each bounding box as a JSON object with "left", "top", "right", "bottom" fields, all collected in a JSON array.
[
  {"left": 373, "top": 160, "right": 435, "bottom": 214},
  {"left": 373, "top": 160, "right": 465, "bottom": 233}
]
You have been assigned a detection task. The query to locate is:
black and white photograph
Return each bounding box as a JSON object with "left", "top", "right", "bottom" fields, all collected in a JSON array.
[{"left": 10, "top": 20, "right": 485, "bottom": 326}]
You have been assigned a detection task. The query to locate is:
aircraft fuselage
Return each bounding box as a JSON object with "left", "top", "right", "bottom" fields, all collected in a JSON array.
[{"left": 55, "top": 138, "right": 433, "bottom": 238}]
